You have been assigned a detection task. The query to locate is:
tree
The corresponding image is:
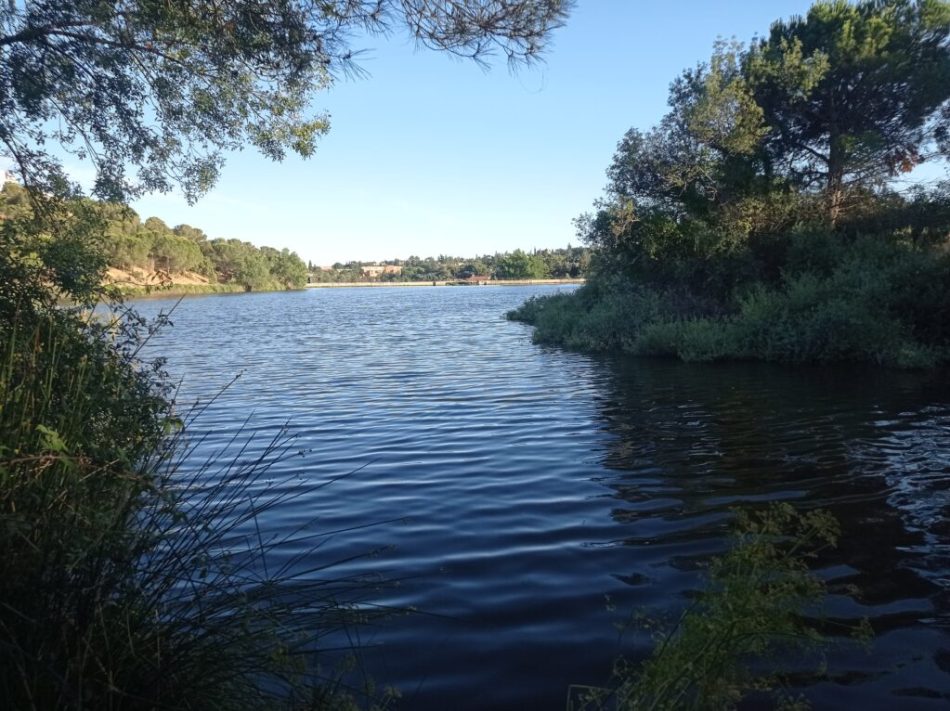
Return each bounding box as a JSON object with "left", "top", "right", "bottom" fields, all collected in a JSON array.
[
  {"left": 262, "top": 246, "right": 308, "bottom": 288},
  {"left": 173, "top": 224, "right": 208, "bottom": 243},
  {"left": 603, "top": 41, "right": 768, "bottom": 229},
  {"left": 495, "top": 249, "right": 547, "bottom": 279},
  {"left": 0, "top": 1, "right": 572, "bottom": 206},
  {"left": 745, "top": 0, "right": 950, "bottom": 224},
  {"left": 592, "top": 0, "right": 950, "bottom": 260}
]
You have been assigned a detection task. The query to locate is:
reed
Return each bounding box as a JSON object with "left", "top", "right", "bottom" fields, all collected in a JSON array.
[{"left": 0, "top": 306, "right": 391, "bottom": 710}]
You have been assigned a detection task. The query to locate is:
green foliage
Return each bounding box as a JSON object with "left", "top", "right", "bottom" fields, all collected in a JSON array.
[
  {"left": 570, "top": 505, "right": 870, "bottom": 711},
  {"left": 495, "top": 248, "right": 548, "bottom": 279},
  {"left": 513, "top": 230, "right": 950, "bottom": 367},
  {"left": 0, "top": 185, "right": 310, "bottom": 294},
  {"left": 264, "top": 246, "right": 310, "bottom": 289},
  {"left": 0, "top": 184, "right": 114, "bottom": 316},
  {"left": 0, "top": 308, "right": 391, "bottom": 709},
  {"left": 509, "top": 278, "right": 663, "bottom": 350},
  {"left": 745, "top": 0, "right": 950, "bottom": 222}
]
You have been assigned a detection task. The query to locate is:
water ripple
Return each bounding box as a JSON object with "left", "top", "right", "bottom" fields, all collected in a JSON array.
[{"left": 133, "top": 286, "right": 950, "bottom": 709}]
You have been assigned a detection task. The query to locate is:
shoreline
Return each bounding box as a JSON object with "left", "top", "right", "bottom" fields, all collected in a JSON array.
[
  {"left": 305, "top": 278, "right": 585, "bottom": 288},
  {"left": 112, "top": 278, "right": 585, "bottom": 300}
]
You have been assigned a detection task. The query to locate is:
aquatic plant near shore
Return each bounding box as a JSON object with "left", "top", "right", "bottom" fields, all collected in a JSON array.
[
  {"left": 509, "top": 231, "right": 950, "bottom": 368},
  {"left": 569, "top": 504, "right": 872, "bottom": 710}
]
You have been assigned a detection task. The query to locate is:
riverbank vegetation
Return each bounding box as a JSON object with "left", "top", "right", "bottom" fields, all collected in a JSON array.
[
  {"left": 510, "top": 0, "right": 950, "bottom": 368},
  {"left": 0, "top": 1, "right": 571, "bottom": 708},
  {"left": 0, "top": 302, "right": 391, "bottom": 708},
  {"left": 307, "top": 246, "right": 591, "bottom": 284}
]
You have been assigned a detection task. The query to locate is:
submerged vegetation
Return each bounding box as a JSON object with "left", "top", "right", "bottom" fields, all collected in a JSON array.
[
  {"left": 571, "top": 505, "right": 871, "bottom": 711},
  {"left": 511, "top": 0, "right": 950, "bottom": 368}
]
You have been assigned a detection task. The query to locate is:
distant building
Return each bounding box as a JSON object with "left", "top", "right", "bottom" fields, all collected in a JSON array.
[
  {"left": 361, "top": 264, "right": 402, "bottom": 278},
  {"left": 1, "top": 170, "right": 16, "bottom": 186}
]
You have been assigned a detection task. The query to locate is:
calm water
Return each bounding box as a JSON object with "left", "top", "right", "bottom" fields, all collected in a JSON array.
[{"left": 135, "top": 285, "right": 950, "bottom": 709}]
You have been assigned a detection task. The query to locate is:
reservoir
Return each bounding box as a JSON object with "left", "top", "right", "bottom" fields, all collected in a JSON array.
[{"left": 136, "top": 285, "right": 950, "bottom": 709}]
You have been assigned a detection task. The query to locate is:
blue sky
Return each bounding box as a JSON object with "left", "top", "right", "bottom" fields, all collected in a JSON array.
[{"left": 130, "top": 1, "right": 821, "bottom": 266}]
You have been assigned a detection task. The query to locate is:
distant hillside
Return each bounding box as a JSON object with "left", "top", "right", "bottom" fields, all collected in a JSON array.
[{"left": 0, "top": 181, "right": 308, "bottom": 292}]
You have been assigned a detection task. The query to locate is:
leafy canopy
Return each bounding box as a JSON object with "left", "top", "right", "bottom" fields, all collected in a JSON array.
[
  {"left": 0, "top": 1, "right": 572, "bottom": 204},
  {"left": 746, "top": 0, "right": 950, "bottom": 221},
  {"left": 600, "top": 0, "right": 948, "bottom": 236}
]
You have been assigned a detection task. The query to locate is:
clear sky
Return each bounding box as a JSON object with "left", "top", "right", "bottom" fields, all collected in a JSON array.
[{"left": 128, "top": 1, "right": 820, "bottom": 266}]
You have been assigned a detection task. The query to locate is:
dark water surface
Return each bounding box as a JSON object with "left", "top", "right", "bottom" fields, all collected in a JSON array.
[{"left": 135, "top": 285, "right": 950, "bottom": 709}]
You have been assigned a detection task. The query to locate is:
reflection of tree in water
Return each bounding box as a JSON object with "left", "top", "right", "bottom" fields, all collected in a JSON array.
[{"left": 589, "top": 355, "right": 950, "bottom": 699}]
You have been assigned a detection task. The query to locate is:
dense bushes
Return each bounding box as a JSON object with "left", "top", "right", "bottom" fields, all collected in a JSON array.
[{"left": 511, "top": 232, "right": 950, "bottom": 368}]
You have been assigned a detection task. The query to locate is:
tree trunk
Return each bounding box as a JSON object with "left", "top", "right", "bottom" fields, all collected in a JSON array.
[{"left": 827, "top": 134, "right": 844, "bottom": 228}]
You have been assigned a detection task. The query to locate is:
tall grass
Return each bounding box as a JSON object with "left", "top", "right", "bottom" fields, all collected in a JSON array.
[{"left": 0, "top": 307, "right": 391, "bottom": 710}]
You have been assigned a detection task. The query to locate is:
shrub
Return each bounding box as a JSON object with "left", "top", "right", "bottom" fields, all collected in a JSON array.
[
  {"left": 635, "top": 318, "right": 746, "bottom": 362},
  {"left": 511, "top": 231, "right": 950, "bottom": 368}
]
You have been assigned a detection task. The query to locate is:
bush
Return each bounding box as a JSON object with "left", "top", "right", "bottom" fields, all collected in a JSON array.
[
  {"left": 511, "top": 232, "right": 950, "bottom": 368},
  {"left": 508, "top": 280, "right": 665, "bottom": 352},
  {"left": 635, "top": 318, "right": 746, "bottom": 362}
]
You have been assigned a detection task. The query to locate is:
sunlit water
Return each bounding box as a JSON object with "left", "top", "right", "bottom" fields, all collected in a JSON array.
[{"left": 135, "top": 285, "right": 950, "bottom": 709}]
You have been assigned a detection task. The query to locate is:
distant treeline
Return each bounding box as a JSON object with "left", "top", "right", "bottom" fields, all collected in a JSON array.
[
  {"left": 309, "top": 247, "right": 591, "bottom": 283},
  {"left": 0, "top": 182, "right": 309, "bottom": 291}
]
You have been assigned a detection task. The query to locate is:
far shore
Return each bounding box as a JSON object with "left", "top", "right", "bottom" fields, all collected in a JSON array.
[
  {"left": 112, "top": 277, "right": 585, "bottom": 300},
  {"left": 305, "top": 278, "right": 585, "bottom": 288}
]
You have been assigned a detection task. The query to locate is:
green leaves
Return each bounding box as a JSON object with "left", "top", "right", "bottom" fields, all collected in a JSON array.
[
  {"left": 746, "top": 0, "right": 950, "bottom": 221},
  {"left": 686, "top": 42, "right": 767, "bottom": 158},
  {"left": 593, "top": 505, "right": 867, "bottom": 711},
  {"left": 35, "top": 424, "right": 67, "bottom": 455}
]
